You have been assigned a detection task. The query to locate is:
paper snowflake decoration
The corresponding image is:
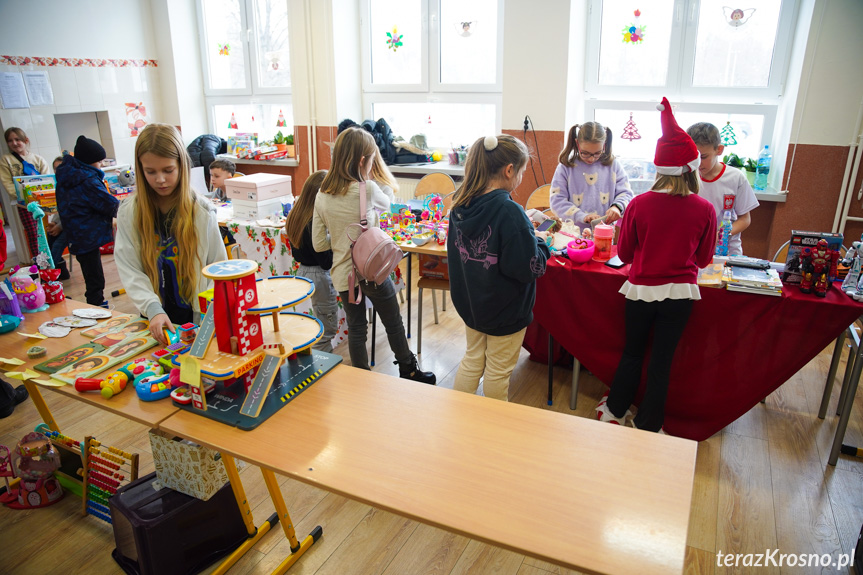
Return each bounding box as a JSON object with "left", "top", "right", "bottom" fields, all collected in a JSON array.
[{"left": 386, "top": 27, "right": 403, "bottom": 51}]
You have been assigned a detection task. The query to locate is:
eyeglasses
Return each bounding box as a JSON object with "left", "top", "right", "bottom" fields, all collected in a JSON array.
[{"left": 578, "top": 149, "right": 604, "bottom": 160}]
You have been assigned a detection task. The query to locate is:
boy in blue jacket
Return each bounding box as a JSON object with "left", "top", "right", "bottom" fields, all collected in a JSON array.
[{"left": 55, "top": 136, "right": 119, "bottom": 306}]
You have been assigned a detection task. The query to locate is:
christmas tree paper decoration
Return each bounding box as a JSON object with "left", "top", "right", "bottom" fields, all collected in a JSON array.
[
  {"left": 228, "top": 113, "right": 238, "bottom": 130},
  {"left": 720, "top": 121, "right": 737, "bottom": 146},
  {"left": 276, "top": 110, "right": 287, "bottom": 127},
  {"left": 621, "top": 113, "right": 641, "bottom": 141}
]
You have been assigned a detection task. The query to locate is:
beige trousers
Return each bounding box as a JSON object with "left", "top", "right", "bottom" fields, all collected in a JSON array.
[{"left": 453, "top": 326, "right": 527, "bottom": 401}]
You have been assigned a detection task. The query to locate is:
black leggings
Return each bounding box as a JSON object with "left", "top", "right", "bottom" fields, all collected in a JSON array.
[{"left": 607, "top": 298, "right": 693, "bottom": 432}]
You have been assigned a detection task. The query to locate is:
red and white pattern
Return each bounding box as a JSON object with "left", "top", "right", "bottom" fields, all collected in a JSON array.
[
  {"left": 234, "top": 275, "right": 263, "bottom": 356},
  {"left": 0, "top": 55, "right": 158, "bottom": 68}
]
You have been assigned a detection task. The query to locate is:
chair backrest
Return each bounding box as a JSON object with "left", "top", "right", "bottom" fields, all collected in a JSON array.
[
  {"left": 525, "top": 184, "right": 552, "bottom": 213},
  {"left": 772, "top": 240, "right": 790, "bottom": 263},
  {"left": 415, "top": 172, "right": 456, "bottom": 198},
  {"left": 442, "top": 191, "right": 456, "bottom": 214}
]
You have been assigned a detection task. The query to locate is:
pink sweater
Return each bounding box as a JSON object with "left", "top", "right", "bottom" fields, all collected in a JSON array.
[{"left": 617, "top": 190, "right": 717, "bottom": 286}]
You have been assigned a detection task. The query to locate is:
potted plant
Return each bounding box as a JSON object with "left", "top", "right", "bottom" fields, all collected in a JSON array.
[
  {"left": 285, "top": 134, "right": 295, "bottom": 157},
  {"left": 273, "top": 131, "right": 287, "bottom": 152},
  {"left": 722, "top": 152, "right": 745, "bottom": 170},
  {"left": 743, "top": 157, "right": 757, "bottom": 186}
]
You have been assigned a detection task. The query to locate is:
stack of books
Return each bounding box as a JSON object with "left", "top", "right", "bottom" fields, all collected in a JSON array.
[
  {"left": 697, "top": 263, "right": 726, "bottom": 288},
  {"left": 727, "top": 265, "right": 784, "bottom": 296}
]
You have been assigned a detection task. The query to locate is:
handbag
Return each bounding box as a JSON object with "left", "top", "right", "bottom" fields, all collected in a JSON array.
[{"left": 345, "top": 181, "right": 403, "bottom": 304}]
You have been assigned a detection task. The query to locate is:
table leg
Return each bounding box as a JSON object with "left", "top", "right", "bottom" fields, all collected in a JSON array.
[
  {"left": 819, "top": 331, "right": 847, "bottom": 419},
  {"left": 371, "top": 309, "right": 377, "bottom": 366},
  {"left": 407, "top": 253, "right": 412, "bottom": 339},
  {"left": 22, "top": 380, "right": 59, "bottom": 431},
  {"left": 212, "top": 454, "right": 277, "bottom": 575},
  {"left": 261, "top": 468, "right": 322, "bottom": 575},
  {"left": 828, "top": 339, "right": 863, "bottom": 465},
  {"left": 547, "top": 334, "right": 553, "bottom": 406}
]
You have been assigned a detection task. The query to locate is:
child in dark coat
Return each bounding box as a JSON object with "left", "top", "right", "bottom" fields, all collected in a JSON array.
[{"left": 55, "top": 136, "right": 119, "bottom": 306}]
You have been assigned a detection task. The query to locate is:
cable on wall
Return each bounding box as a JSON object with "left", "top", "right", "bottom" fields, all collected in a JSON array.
[{"left": 523, "top": 115, "right": 547, "bottom": 189}]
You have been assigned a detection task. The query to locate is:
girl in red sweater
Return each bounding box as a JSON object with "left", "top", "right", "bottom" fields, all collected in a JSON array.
[{"left": 596, "top": 98, "right": 717, "bottom": 433}]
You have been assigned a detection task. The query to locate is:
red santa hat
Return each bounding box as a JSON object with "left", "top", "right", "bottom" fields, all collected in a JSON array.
[{"left": 654, "top": 97, "right": 700, "bottom": 176}]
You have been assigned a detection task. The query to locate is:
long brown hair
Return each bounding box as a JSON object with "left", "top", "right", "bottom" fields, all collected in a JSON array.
[
  {"left": 452, "top": 135, "right": 529, "bottom": 210},
  {"left": 653, "top": 172, "right": 700, "bottom": 197},
  {"left": 132, "top": 123, "right": 200, "bottom": 306},
  {"left": 558, "top": 122, "right": 615, "bottom": 168},
  {"left": 320, "top": 127, "right": 378, "bottom": 196},
  {"left": 370, "top": 150, "right": 398, "bottom": 194},
  {"left": 285, "top": 170, "right": 327, "bottom": 248}
]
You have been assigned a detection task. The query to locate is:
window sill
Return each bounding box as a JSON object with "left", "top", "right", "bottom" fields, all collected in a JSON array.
[
  {"left": 218, "top": 154, "right": 300, "bottom": 167},
  {"left": 755, "top": 188, "right": 787, "bottom": 203},
  {"left": 389, "top": 161, "right": 464, "bottom": 177}
]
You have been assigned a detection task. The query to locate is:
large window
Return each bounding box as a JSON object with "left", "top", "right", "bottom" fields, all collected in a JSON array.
[
  {"left": 197, "top": 0, "right": 292, "bottom": 143},
  {"left": 360, "top": 0, "right": 504, "bottom": 150},
  {"left": 584, "top": 0, "right": 798, "bottom": 187}
]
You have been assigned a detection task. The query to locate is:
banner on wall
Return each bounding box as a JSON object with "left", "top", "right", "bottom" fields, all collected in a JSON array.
[{"left": 125, "top": 102, "right": 147, "bottom": 137}]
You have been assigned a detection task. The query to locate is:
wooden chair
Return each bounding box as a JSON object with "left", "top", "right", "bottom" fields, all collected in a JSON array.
[
  {"left": 442, "top": 191, "right": 456, "bottom": 214},
  {"left": 415, "top": 173, "right": 456, "bottom": 198},
  {"left": 525, "top": 184, "right": 552, "bottom": 213},
  {"left": 417, "top": 277, "right": 450, "bottom": 355}
]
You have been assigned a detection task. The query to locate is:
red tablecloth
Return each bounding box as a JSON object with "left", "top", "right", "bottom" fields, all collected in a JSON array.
[{"left": 524, "top": 257, "right": 863, "bottom": 440}]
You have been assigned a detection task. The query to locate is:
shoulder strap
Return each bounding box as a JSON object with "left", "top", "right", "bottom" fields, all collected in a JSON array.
[{"left": 358, "top": 180, "right": 367, "bottom": 226}]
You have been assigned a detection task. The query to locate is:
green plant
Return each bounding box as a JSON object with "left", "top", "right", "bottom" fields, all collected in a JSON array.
[
  {"left": 723, "top": 152, "right": 744, "bottom": 168},
  {"left": 273, "top": 131, "right": 285, "bottom": 145},
  {"left": 744, "top": 158, "right": 757, "bottom": 172},
  {"left": 285, "top": 134, "right": 294, "bottom": 145}
]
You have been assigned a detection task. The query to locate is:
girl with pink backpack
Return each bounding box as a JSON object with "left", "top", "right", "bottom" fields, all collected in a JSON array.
[{"left": 312, "top": 127, "right": 435, "bottom": 384}]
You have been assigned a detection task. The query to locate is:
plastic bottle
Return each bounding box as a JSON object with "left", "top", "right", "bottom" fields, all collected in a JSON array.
[
  {"left": 715, "top": 209, "right": 733, "bottom": 256},
  {"left": 754, "top": 145, "right": 771, "bottom": 190},
  {"left": 592, "top": 223, "right": 614, "bottom": 262}
]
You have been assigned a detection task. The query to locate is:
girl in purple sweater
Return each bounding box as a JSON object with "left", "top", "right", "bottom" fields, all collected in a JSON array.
[
  {"left": 595, "top": 98, "right": 717, "bottom": 434},
  {"left": 550, "top": 122, "right": 633, "bottom": 232}
]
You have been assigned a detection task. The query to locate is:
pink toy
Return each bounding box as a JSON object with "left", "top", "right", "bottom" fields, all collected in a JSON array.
[
  {"left": 4, "top": 432, "right": 63, "bottom": 509},
  {"left": 9, "top": 265, "right": 48, "bottom": 313},
  {"left": 567, "top": 239, "right": 596, "bottom": 264}
]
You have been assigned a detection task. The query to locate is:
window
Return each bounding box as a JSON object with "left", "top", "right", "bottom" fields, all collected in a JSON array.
[
  {"left": 197, "top": 0, "right": 293, "bottom": 143},
  {"left": 584, "top": 0, "right": 798, "bottom": 185},
  {"left": 360, "top": 0, "right": 504, "bottom": 150}
]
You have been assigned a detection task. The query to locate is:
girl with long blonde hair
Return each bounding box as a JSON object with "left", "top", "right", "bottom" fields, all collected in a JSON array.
[
  {"left": 115, "top": 123, "right": 226, "bottom": 344},
  {"left": 312, "top": 127, "right": 434, "bottom": 383}
]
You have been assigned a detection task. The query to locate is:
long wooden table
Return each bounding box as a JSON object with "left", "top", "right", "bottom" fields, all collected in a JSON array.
[
  {"left": 6, "top": 299, "right": 698, "bottom": 574},
  {"left": 161, "top": 364, "right": 698, "bottom": 575}
]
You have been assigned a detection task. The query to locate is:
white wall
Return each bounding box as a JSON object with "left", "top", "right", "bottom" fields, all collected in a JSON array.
[
  {"left": 501, "top": 0, "right": 571, "bottom": 131},
  {"left": 0, "top": 0, "right": 161, "bottom": 165}
]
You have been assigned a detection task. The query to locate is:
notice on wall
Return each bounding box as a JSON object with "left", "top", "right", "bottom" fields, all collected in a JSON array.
[
  {"left": 22, "top": 71, "right": 54, "bottom": 106},
  {"left": 0, "top": 72, "right": 29, "bottom": 109}
]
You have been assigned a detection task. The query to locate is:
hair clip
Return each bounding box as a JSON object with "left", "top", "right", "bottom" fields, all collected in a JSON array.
[{"left": 483, "top": 135, "right": 498, "bottom": 151}]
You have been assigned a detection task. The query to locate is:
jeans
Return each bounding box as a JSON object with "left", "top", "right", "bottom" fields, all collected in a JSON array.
[
  {"left": 454, "top": 326, "right": 527, "bottom": 401},
  {"left": 297, "top": 264, "right": 339, "bottom": 352},
  {"left": 339, "top": 278, "right": 412, "bottom": 370},
  {"left": 48, "top": 229, "right": 69, "bottom": 269},
  {"left": 75, "top": 249, "right": 105, "bottom": 305},
  {"left": 607, "top": 298, "right": 693, "bottom": 432}
]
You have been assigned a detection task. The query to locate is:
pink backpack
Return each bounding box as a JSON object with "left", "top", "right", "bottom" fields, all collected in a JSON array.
[{"left": 345, "top": 181, "right": 404, "bottom": 304}]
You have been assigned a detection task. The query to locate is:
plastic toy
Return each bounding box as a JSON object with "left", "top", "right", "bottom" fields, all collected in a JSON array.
[
  {"left": 567, "top": 239, "right": 596, "bottom": 264},
  {"left": 75, "top": 358, "right": 164, "bottom": 399},
  {"left": 136, "top": 373, "right": 173, "bottom": 401},
  {"left": 27, "top": 201, "right": 55, "bottom": 270},
  {"left": 9, "top": 265, "right": 48, "bottom": 313},
  {"left": 799, "top": 239, "right": 836, "bottom": 297},
  {"left": 5, "top": 431, "right": 63, "bottom": 509}
]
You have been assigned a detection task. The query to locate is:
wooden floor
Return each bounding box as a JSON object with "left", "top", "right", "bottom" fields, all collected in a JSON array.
[{"left": 0, "top": 245, "right": 862, "bottom": 575}]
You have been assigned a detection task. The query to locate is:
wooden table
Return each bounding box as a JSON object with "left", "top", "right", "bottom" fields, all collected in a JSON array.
[
  {"left": 161, "top": 363, "right": 698, "bottom": 575},
  {"left": 399, "top": 240, "right": 447, "bottom": 339}
]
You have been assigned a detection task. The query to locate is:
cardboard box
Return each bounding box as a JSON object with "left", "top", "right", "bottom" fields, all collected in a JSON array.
[
  {"left": 231, "top": 196, "right": 288, "bottom": 220},
  {"left": 782, "top": 230, "right": 844, "bottom": 284},
  {"left": 149, "top": 430, "right": 229, "bottom": 501},
  {"left": 418, "top": 254, "right": 449, "bottom": 280},
  {"left": 13, "top": 174, "right": 56, "bottom": 205},
  {"left": 225, "top": 173, "right": 292, "bottom": 202}
]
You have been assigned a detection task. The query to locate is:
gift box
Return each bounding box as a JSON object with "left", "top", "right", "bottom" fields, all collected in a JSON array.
[
  {"left": 44, "top": 281, "right": 64, "bottom": 304},
  {"left": 149, "top": 430, "right": 229, "bottom": 501}
]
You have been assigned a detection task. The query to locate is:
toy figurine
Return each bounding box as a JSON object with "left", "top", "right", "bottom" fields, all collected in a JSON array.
[
  {"left": 9, "top": 265, "right": 48, "bottom": 313},
  {"left": 5, "top": 432, "right": 63, "bottom": 509},
  {"left": 799, "top": 239, "right": 834, "bottom": 297}
]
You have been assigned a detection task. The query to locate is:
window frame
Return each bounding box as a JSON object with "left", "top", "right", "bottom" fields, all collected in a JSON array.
[
  {"left": 359, "top": 0, "right": 504, "bottom": 136},
  {"left": 196, "top": 0, "right": 293, "bottom": 98},
  {"left": 584, "top": 0, "right": 799, "bottom": 103}
]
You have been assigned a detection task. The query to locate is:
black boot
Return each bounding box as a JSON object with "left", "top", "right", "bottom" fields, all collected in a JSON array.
[
  {"left": 57, "top": 260, "right": 70, "bottom": 281},
  {"left": 396, "top": 356, "right": 436, "bottom": 385}
]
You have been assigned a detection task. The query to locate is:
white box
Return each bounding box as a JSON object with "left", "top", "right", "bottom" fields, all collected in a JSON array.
[
  {"left": 225, "top": 173, "right": 292, "bottom": 202},
  {"left": 232, "top": 196, "right": 287, "bottom": 220}
]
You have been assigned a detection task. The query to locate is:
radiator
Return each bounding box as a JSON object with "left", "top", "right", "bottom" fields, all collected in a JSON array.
[{"left": 394, "top": 177, "right": 418, "bottom": 201}]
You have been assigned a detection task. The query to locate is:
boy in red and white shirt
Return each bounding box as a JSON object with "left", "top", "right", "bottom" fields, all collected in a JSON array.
[{"left": 687, "top": 122, "right": 759, "bottom": 256}]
